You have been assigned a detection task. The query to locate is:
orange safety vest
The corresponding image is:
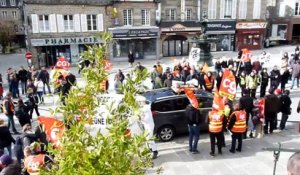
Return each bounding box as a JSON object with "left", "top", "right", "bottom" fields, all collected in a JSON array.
[
  {"left": 204, "top": 76, "right": 214, "bottom": 90},
  {"left": 24, "top": 154, "right": 45, "bottom": 175},
  {"left": 209, "top": 111, "right": 224, "bottom": 133},
  {"left": 230, "top": 110, "right": 247, "bottom": 133}
]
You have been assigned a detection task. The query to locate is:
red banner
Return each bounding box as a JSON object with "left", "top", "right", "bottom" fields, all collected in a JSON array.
[
  {"left": 212, "top": 88, "right": 225, "bottom": 111},
  {"left": 259, "top": 98, "right": 265, "bottom": 118},
  {"left": 55, "top": 57, "right": 70, "bottom": 70},
  {"left": 184, "top": 88, "right": 198, "bottom": 109},
  {"left": 241, "top": 48, "right": 252, "bottom": 62},
  {"left": 38, "top": 116, "right": 65, "bottom": 148},
  {"left": 219, "top": 69, "right": 236, "bottom": 101}
]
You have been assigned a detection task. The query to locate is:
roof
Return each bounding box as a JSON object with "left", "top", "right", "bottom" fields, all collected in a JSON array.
[
  {"left": 24, "top": 0, "right": 113, "bottom": 5},
  {"left": 142, "top": 88, "right": 213, "bottom": 102}
]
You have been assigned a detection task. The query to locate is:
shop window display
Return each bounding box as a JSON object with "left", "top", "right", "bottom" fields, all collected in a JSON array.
[{"left": 113, "top": 39, "right": 156, "bottom": 58}]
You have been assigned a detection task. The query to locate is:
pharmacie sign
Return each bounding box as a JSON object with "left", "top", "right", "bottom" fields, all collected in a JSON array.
[{"left": 31, "top": 37, "right": 101, "bottom": 46}]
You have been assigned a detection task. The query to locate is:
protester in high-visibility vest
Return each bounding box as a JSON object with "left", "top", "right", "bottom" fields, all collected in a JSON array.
[
  {"left": 203, "top": 71, "right": 214, "bottom": 93},
  {"left": 208, "top": 110, "right": 226, "bottom": 157},
  {"left": 23, "top": 143, "right": 53, "bottom": 175},
  {"left": 227, "top": 102, "right": 247, "bottom": 153}
]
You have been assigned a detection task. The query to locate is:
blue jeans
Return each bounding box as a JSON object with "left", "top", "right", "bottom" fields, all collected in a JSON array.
[
  {"left": 4, "top": 145, "right": 12, "bottom": 157},
  {"left": 43, "top": 81, "right": 51, "bottom": 94},
  {"left": 188, "top": 124, "right": 200, "bottom": 152},
  {"left": 291, "top": 77, "right": 299, "bottom": 88},
  {"left": 6, "top": 114, "right": 17, "bottom": 132},
  {"left": 20, "top": 81, "right": 27, "bottom": 95}
]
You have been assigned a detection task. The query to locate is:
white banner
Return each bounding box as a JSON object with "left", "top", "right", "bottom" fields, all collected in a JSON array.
[{"left": 189, "top": 47, "right": 200, "bottom": 66}]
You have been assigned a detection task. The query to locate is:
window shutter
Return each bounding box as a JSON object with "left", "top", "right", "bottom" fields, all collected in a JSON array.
[
  {"left": 239, "top": 0, "right": 247, "bottom": 19},
  {"left": 220, "top": 0, "right": 225, "bottom": 19},
  {"left": 279, "top": 2, "right": 285, "bottom": 17},
  {"left": 97, "top": 14, "right": 104, "bottom": 31},
  {"left": 49, "top": 14, "right": 57, "bottom": 33},
  {"left": 232, "top": 0, "right": 237, "bottom": 19},
  {"left": 74, "top": 14, "right": 81, "bottom": 32},
  {"left": 31, "top": 14, "right": 39, "bottom": 33},
  {"left": 253, "top": 0, "right": 261, "bottom": 19},
  {"left": 81, "top": 14, "right": 87, "bottom": 32},
  {"left": 57, "top": 14, "right": 64, "bottom": 33}
]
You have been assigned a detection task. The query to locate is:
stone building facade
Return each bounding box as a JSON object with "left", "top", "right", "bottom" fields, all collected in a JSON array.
[{"left": 25, "top": 0, "right": 112, "bottom": 67}]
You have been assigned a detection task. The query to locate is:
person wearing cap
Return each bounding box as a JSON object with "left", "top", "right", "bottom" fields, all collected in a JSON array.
[
  {"left": 2, "top": 92, "right": 18, "bottom": 134},
  {"left": 136, "top": 96, "right": 158, "bottom": 159},
  {"left": 0, "top": 154, "right": 21, "bottom": 175},
  {"left": 279, "top": 90, "right": 292, "bottom": 130},
  {"left": 0, "top": 119, "right": 15, "bottom": 157},
  {"left": 23, "top": 142, "right": 53, "bottom": 175},
  {"left": 287, "top": 152, "right": 300, "bottom": 175}
]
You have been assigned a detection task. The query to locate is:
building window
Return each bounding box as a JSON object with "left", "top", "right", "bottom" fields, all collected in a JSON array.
[
  {"left": 10, "top": 0, "right": 16, "bottom": 6},
  {"left": 208, "top": 0, "right": 217, "bottom": 19},
  {"left": 239, "top": 0, "right": 247, "bottom": 19},
  {"left": 38, "top": 15, "right": 50, "bottom": 32},
  {"left": 253, "top": 0, "right": 261, "bottom": 19},
  {"left": 166, "top": 9, "right": 176, "bottom": 21},
  {"left": 0, "top": 0, "right": 6, "bottom": 6},
  {"left": 12, "top": 11, "right": 17, "bottom": 19},
  {"left": 123, "top": 9, "right": 133, "bottom": 26},
  {"left": 141, "top": 9, "right": 150, "bottom": 26},
  {"left": 295, "top": 2, "right": 300, "bottom": 15},
  {"left": 2, "top": 11, "right": 7, "bottom": 18},
  {"left": 87, "top": 14, "right": 97, "bottom": 31},
  {"left": 185, "top": 8, "right": 192, "bottom": 20},
  {"left": 224, "top": 0, "right": 232, "bottom": 18},
  {"left": 64, "top": 15, "right": 74, "bottom": 31}
]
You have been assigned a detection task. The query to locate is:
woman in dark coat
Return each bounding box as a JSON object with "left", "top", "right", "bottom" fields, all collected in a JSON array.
[
  {"left": 0, "top": 119, "right": 15, "bottom": 156},
  {"left": 14, "top": 98, "right": 31, "bottom": 127},
  {"left": 128, "top": 50, "right": 134, "bottom": 67}
]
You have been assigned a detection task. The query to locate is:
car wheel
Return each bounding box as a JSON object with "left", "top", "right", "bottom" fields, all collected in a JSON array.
[{"left": 157, "top": 125, "right": 175, "bottom": 142}]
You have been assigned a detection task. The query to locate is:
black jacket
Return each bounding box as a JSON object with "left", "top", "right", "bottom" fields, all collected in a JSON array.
[
  {"left": 280, "top": 94, "right": 292, "bottom": 114},
  {"left": 261, "top": 72, "right": 269, "bottom": 85},
  {"left": 239, "top": 95, "right": 254, "bottom": 113},
  {"left": 270, "top": 70, "right": 281, "bottom": 82},
  {"left": 265, "top": 94, "right": 281, "bottom": 114},
  {"left": 185, "top": 105, "right": 201, "bottom": 125},
  {"left": 0, "top": 126, "right": 15, "bottom": 148},
  {"left": 18, "top": 69, "right": 28, "bottom": 82},
  {"left": 227, "top": 112, "right": 237, "bottom": 131},
  {"left": 38, "top": 70, "right": 50, "bottom": 83}
]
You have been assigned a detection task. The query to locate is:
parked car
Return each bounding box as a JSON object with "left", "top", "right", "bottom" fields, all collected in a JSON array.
[{"left": 142, "top": 88, "right": 213, "bottom": 142}]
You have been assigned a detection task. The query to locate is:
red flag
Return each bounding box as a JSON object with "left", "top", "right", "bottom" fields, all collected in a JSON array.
[
  {"left": 212, "top": 88, "right": 225, "bottom": 111},
  {"left": 38, "top": 116, "right": 65, "bottom": 148},
  {"left": 219, "top": 69, "right": 236, "bottom": 101},
  {"left": 259, "top": 98, "right": 265, "bottom": 118},
  {"left": 184, "top": 88, "right": 198, "bottom": 108},
  {"left": 241, "top": 48, "right": 252, "bottom": 62},
  {"left": 55, "top": 57, "right": 70, "bottom": 70}
]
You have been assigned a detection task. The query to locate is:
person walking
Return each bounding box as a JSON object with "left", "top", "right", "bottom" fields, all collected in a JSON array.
[
  {"left": 26, "top": 88, "right": 40, "bottom": 119},
  {"left": 239, "top": 89, "right": 253, "bottom": 139},
  {"left": 291, "top": 60, "right": 300, "bottom": 89},
  {"left": 185, "top": 104, "right": 201, "bottom": 154},
  {"left": 208, "top": 110, "right": 226, "bottom": 156},
  {"left": 264, "top": 88, "right": 281, "bottom": 134},
  {"left": 270, "top": 66, "right": 281, "bottom": 89},
  {"left": 128, "top": 50, "right": 134, "bottom": 67},
  {"left": 2, "top": 93, "right": 18, "bottom": 134},
  {"left": 34, "top": 78, "right": 44, "bottom": 105},
  {"left": 279, "top": 90, "right": 292, "bottom": 130},
  {"left": 18, "top": 66, "right": 28, "bottom": 95},
  {"left": 227, "top": 102, "right": 247, "bottom": 153},
  {"left": 38, "top": 67, "right": 51, "bottom": 94},
  {"left": 0, "top": 119, "right": 15, "bottom": 156}
]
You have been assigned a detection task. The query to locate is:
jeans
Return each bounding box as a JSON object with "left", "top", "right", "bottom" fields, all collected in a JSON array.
[
  {"left": 280, "top": 114, "right": 289, "bottom": 130},
  {"left": 5, "top": 114, "right": 17, "bottom": 132},
  {"left": 260, "top": 84, "right": 267, "bottom": 97},
  {"left": 20, "top": 81, "right": 27, "bottom": 95},
  {"left": 230, "top": 133, "right": 243, "bottom": 152},
  {"left": 188, "top": 124, "right": 200, "bottom": 152},
  {"left": 37, "top": 91, "right": 44, "bottom": 103},
  {"left": 29, "top": 106, "right": 40, "bottom": 119},
  {"left": 43, "top": 81, "right": 52, "bottom": 94},
  {"left": 3, "top": 145, "right": 12, "bottom": 157},
  {"left": 291, "top": 77, "right": 299, "bottom": 89}
]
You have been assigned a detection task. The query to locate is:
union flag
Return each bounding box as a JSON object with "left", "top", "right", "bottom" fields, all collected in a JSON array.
[
  {"left": 219, "top": 69, "right": 236, "bottom": 101},
  {"left": 184, "top": 88, "right": 199, "bottom": 109}
]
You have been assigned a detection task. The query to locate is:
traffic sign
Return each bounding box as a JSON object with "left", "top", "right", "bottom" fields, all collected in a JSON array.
[{"left": 25, "top": 51, "right": 32, "bottom": 59}]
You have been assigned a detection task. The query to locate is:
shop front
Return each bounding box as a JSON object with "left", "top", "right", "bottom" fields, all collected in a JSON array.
[
  {"left": 236, "top": 22, "right": 267, "bottom": 50},
  {"left": 30, "top": 36, "right": 102, "bottom": 67},
  {"left": 206, "top": 20, "right": 236, "bottom": 52},
  {"left": 108, "top": 26, "right": 160, "bottom": 61},
  {"left": 160, "top": 22, "right": 202, "bottom": 57}
]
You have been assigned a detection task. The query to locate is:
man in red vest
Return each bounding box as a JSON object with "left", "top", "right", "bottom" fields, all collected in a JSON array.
[
  {"left": 227, "top": 102, "right": 247, "bottom": 153},
  {"left": 208, "top": 110, "right": 226, "bottom": 156}
]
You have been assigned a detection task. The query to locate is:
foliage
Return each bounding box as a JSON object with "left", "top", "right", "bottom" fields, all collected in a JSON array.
[
  {"left": 0, "top": 21, "right": 15, "bottom": 53},
  {"left": 44, "top": 32, "right": 154, "bottom": 175}
]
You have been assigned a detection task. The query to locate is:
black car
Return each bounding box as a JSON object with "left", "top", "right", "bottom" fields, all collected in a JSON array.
[{"left": 143, "top": 88, "right": 213, "bottom": 142}]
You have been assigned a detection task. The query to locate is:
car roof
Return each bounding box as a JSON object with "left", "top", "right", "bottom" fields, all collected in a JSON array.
[{"left": 142, "top": 88, "right": 213, "bottom": 102}]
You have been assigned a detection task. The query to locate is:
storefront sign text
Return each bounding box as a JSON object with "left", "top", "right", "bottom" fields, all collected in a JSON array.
[
  {"left": 31, "top": 37, "right": 101, "bottom": 46},
  {"left": 236, "top": 22, "right": 267, "bottom": 29},
  {"left": 206, "top": 21, "right": 236, "bottom": 31},
  {"left": 111, "top": 28, "right": 159, "bottom": 38}
]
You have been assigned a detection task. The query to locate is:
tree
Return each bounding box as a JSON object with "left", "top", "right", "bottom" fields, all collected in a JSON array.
[
  {"left": 44, "top": 32, "right": 156, "bottom": 174},
  {"left": 0, "top": 21, "right": 15, "bottom": 53}
]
